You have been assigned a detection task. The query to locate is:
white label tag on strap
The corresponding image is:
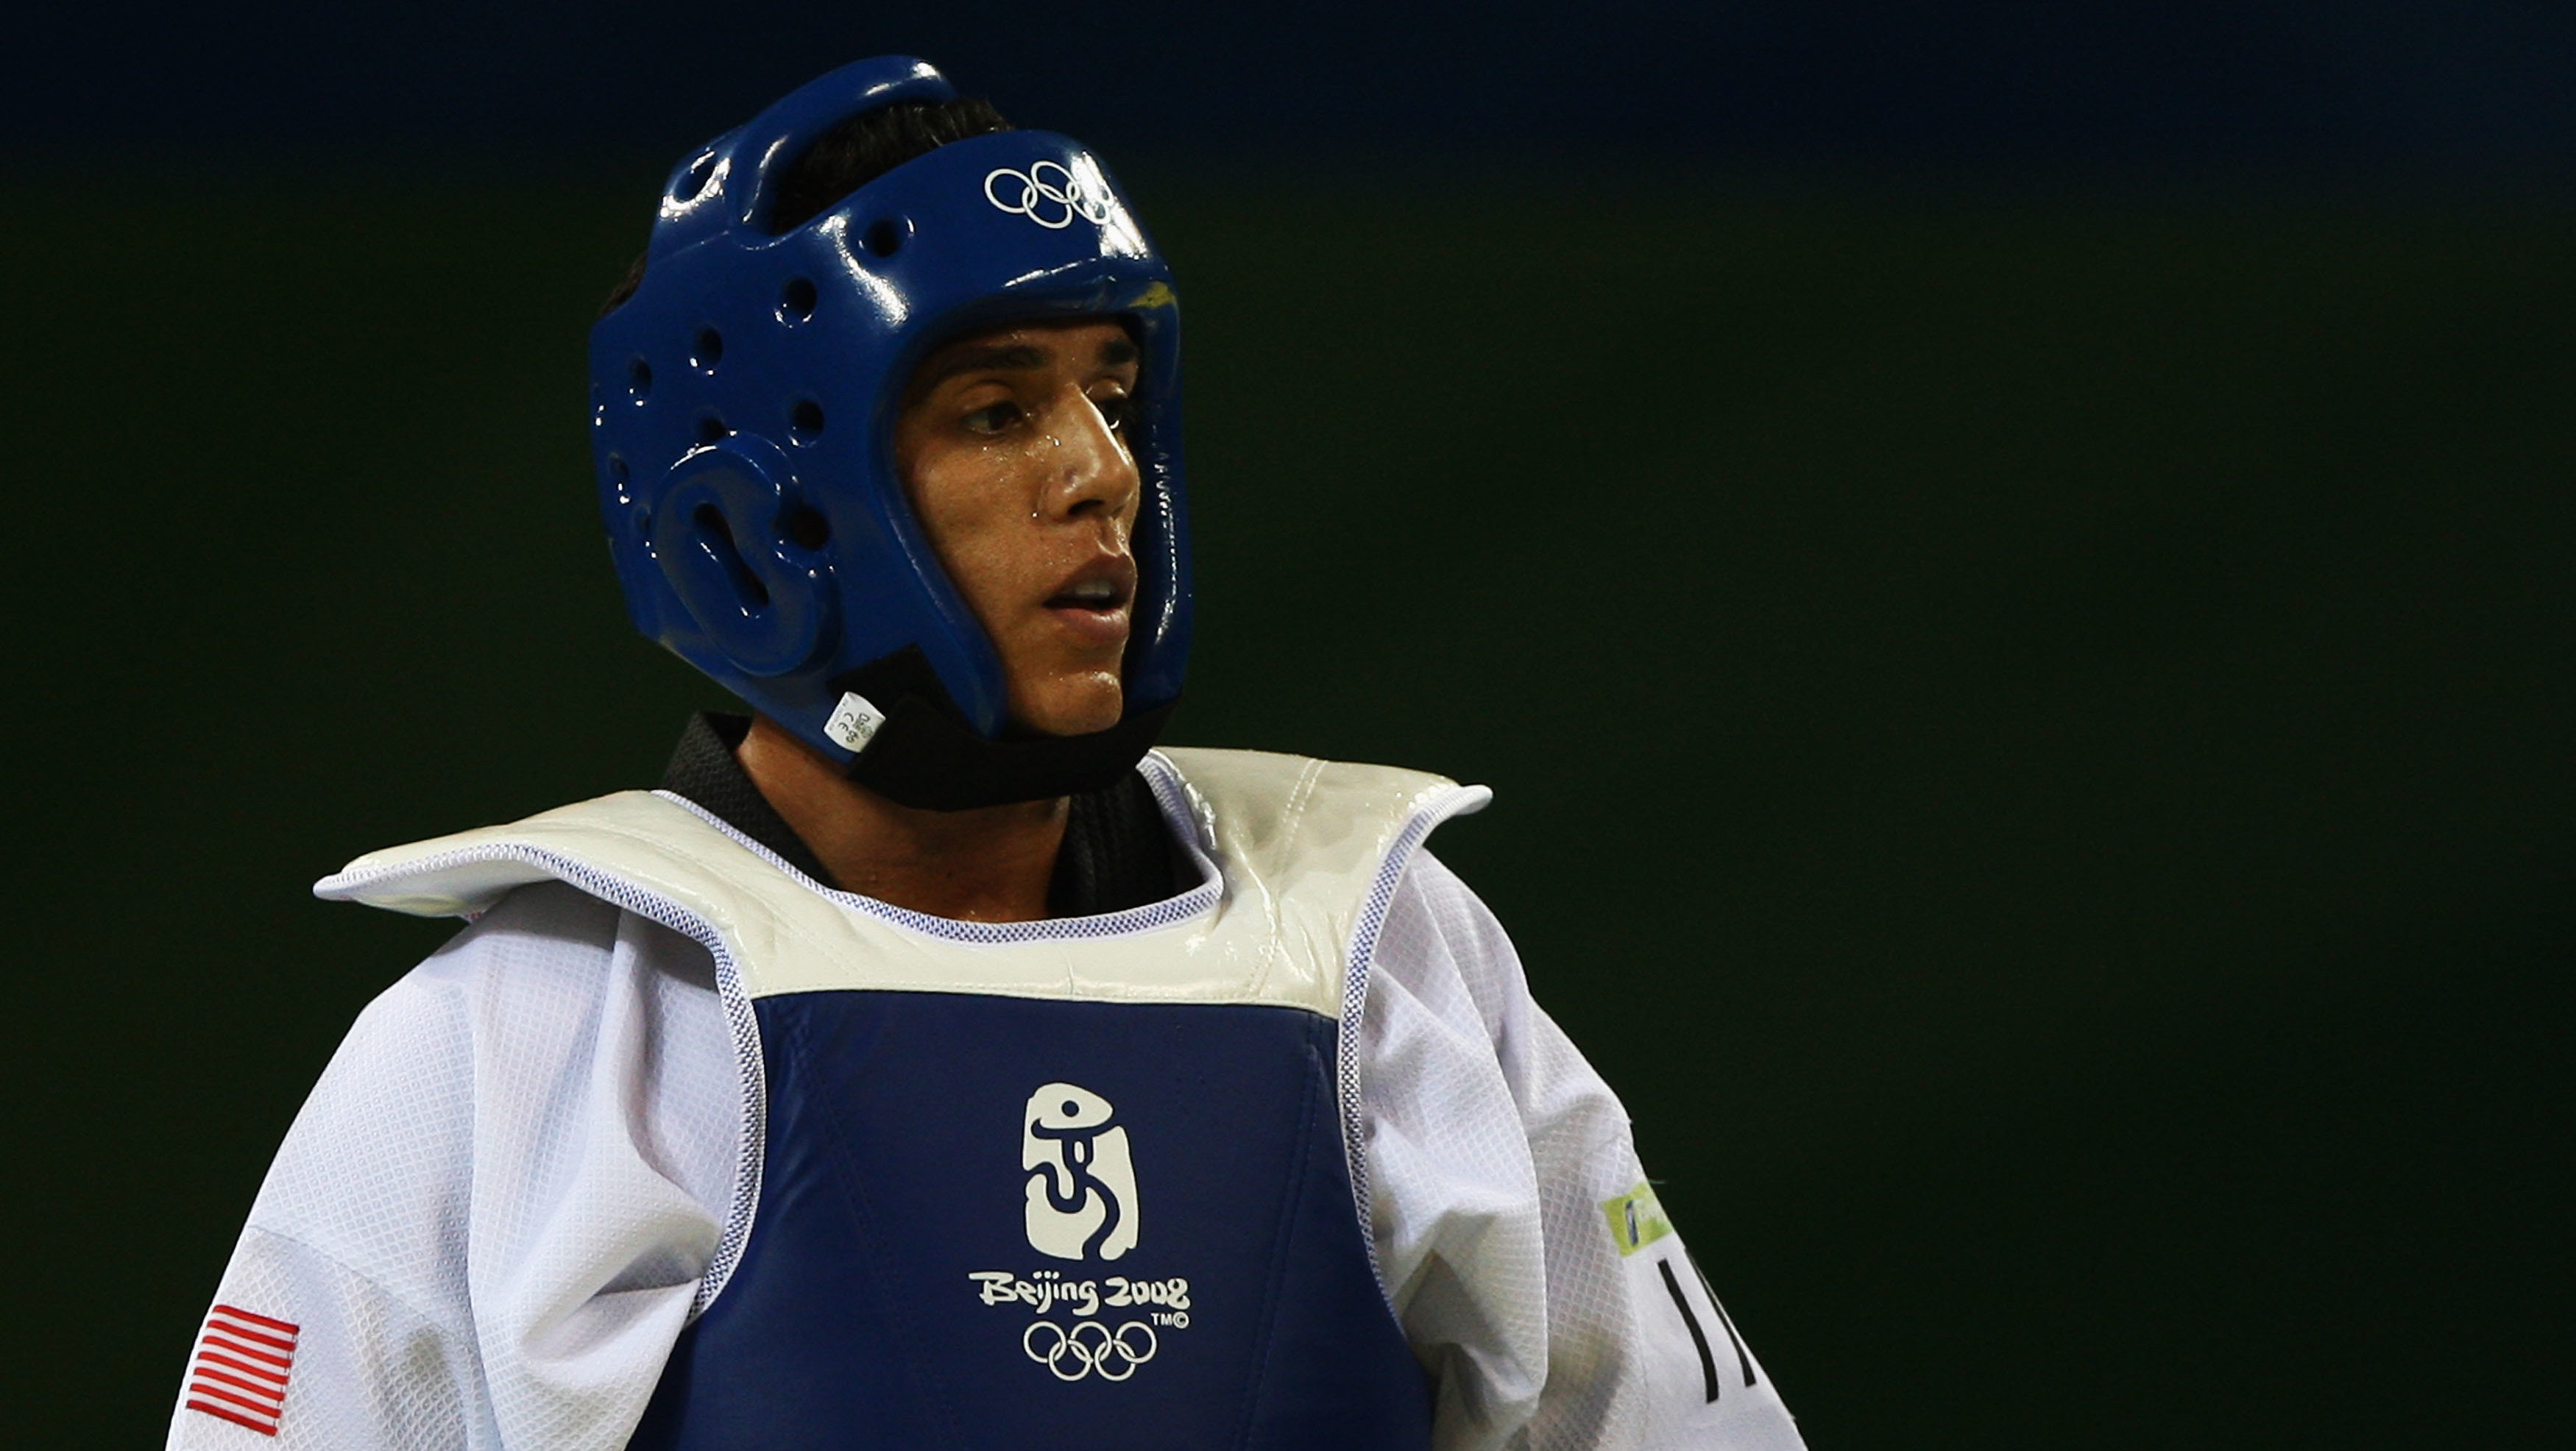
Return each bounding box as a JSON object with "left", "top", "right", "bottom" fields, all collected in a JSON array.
[{"left": 822, "top": 692, "right": 887, "bottom": 751}]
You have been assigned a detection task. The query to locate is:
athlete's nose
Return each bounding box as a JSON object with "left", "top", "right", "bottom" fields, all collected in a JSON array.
[{"left": 1039, "top": 385, "right": 1139, "bottom": 526}]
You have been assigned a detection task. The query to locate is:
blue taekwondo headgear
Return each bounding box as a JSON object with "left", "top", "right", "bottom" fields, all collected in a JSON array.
[{"left": 590, "top": 57, "right": 1189, "bottom": 810}]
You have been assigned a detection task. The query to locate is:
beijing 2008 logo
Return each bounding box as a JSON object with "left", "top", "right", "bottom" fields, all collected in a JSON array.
[
  {"left": 967, "top": 1082, "right": 1195, "bottom": 1383},
  {"left": 983, "top": 160, "right": 1117, "bottom": 230},
  {"left": 1023, "top": 1082, "right": 1137, "bottom": 1260}
]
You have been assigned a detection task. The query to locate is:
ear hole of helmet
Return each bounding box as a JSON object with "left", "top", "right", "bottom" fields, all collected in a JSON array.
[
  {"left": 692, "top": 504, "right": 772, "bottom": 609},
  {"left": 650, "top": 437, "right": 834, "bottom": 678}
]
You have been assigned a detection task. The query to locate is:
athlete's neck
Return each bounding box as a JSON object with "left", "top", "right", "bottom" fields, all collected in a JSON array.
[{"left": 735, "top": 712, "right": 1067, "bottom": 922}]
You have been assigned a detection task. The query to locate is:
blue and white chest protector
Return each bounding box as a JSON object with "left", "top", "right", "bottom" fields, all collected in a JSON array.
[{"left": 314, "top": 748, "right": 1488, "bottom": 1450}]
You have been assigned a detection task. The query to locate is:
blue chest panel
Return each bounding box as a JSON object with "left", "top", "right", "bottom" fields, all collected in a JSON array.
[{"left": 628, "top": 991, "right": 1434, "bottom": 1451}]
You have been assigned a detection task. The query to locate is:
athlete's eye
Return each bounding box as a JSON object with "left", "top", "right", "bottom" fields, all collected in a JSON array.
[
  {"left": 963, "top": 400, "right": 1023, "bottom": 436},
  {"left": 1091, "top": 393, "right": 1131, "bottom": 433}
]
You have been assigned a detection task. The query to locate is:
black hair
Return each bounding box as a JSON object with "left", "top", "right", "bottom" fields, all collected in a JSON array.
[{"left": 599, "top": 96, "right": 1013, "bottom": 318}]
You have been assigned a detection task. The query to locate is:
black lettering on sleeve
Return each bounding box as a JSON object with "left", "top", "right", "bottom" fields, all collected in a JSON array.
[
  {"left": 1688, "top": 1252, "right": 1758, "bottom": 1388},
  {"left": 1656, "top": 1257, "right": 1722, "bottom": 1404}
]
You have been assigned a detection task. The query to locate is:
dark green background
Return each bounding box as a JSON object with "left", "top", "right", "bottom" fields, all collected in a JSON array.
[{"left": 10, "top": 171, "right": 2570, "bottom": 1445}]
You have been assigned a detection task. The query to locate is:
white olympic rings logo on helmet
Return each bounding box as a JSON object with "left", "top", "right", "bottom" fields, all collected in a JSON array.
[
  {"left": 1022, "top": 1319, "right": 1158, "bottom": 1382},
  {"left": 983, "top": 160, "right": 1117, "bottom": 230}
]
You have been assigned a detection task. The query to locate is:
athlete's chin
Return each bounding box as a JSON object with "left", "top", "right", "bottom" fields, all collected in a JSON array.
[{"left": 1009, "top": 670, "right": 1127, "bottom": 738}]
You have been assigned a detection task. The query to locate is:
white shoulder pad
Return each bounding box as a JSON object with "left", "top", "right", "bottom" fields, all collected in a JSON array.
[{"left": 314, "top": 749, "right": 1488, "bottom": 1017}]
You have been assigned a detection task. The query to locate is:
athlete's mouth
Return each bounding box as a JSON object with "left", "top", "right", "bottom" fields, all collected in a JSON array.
[{"left": 1044, "top": 558, "right": 1135, "bottom": 615}]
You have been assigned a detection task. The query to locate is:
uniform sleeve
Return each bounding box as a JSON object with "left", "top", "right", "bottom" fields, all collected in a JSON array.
[
  {"left": 168, "top": 884, "right": 743, "bottom": 1451},
  {"left": 1361, "top": 852, "right": 1806, "bottom": 1451},
  {"left": 169, "top": 919, "right": 498, "bottom": 1450}
]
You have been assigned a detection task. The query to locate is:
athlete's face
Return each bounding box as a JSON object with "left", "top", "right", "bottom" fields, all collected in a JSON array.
[{"left": 894, "top": 318, "right": 1143, "bottom": 737}]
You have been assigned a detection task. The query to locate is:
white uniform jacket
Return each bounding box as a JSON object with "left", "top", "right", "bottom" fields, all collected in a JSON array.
[{"left": 169, "top": 748, "right": 1805, "bottom": 1451}]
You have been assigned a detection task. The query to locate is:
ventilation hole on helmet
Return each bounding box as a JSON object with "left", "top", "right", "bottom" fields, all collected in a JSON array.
[
  {"left": 862, "top": 218, "right": 905, "bottom": 258},
  {"left": 690, "top": 327, "right": 723, "bottom": 371},
  {"left": 788, "top": 398, "right": 825, "bottom": 443},
  {"left": 607, "top": 453, "right": 630, "bottom": 486},
  {"left": 778, "top": 277, "right": 818, "bottom": 324},
  {"left": 693, "top": 504, "right": 771, "bottom": 608},
  {"left": 696, "top": 412, "right": 730, "bottom": 444},
  {"left": 676, "top": 151, "right": 718, "bottom": 202},
  {"left": 626, "top": 357, "right": 653, "bottom": 400},
  {"left": 782, "top": 505, "right": 830, "bottom": 551},
  {"left": 634, "top": 505, "right": 652, "bottom": 537}
]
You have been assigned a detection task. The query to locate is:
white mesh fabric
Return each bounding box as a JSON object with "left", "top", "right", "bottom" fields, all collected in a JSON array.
[
  {"left": 1365, "top": 854, "right": 1806, "bottom": 1451},
  {"left": 456, "top": 890, "right": 735, "bottom": 1447}
]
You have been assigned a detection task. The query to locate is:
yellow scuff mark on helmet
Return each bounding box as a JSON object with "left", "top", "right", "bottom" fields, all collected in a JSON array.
[{"left": 1128, "top": 282, "right": 1177, "bottom": 311}]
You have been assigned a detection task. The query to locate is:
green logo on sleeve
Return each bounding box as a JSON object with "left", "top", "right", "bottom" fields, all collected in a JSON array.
[{"left": 1601, "top": 1182, "right": 1674, "bottom": 1257}]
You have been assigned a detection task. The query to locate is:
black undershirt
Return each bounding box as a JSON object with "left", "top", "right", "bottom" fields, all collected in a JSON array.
[{"left": 657, "top": 712, "right": 1194, "bottom": 917}]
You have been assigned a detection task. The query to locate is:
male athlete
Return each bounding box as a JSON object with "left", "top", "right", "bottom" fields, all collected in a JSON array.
[{"left": 169, "top": 58, "right": 1807, "bottom": 1450}]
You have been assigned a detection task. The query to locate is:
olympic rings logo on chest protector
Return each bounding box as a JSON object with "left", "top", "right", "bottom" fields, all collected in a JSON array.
[
  {"left": 1022, "top": 1319, "right": 1158, "bottom": 1382},
  {"left": 984, "top": 160, "right": 1117, "bottom": 229}
]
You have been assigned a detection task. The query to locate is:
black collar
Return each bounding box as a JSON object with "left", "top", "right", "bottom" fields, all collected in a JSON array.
[{"left": 657, "top": 712, "right": 1195, "bottom": 918}]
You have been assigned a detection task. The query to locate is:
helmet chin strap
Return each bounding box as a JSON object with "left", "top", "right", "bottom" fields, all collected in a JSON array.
[{"left": 824, "top": 648, "right": 1178, "bottom": 812}]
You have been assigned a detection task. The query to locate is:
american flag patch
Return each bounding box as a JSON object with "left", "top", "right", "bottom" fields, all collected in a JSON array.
[{"left": 185, "top": 1304, "right": 300, "bottom": 1436}]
